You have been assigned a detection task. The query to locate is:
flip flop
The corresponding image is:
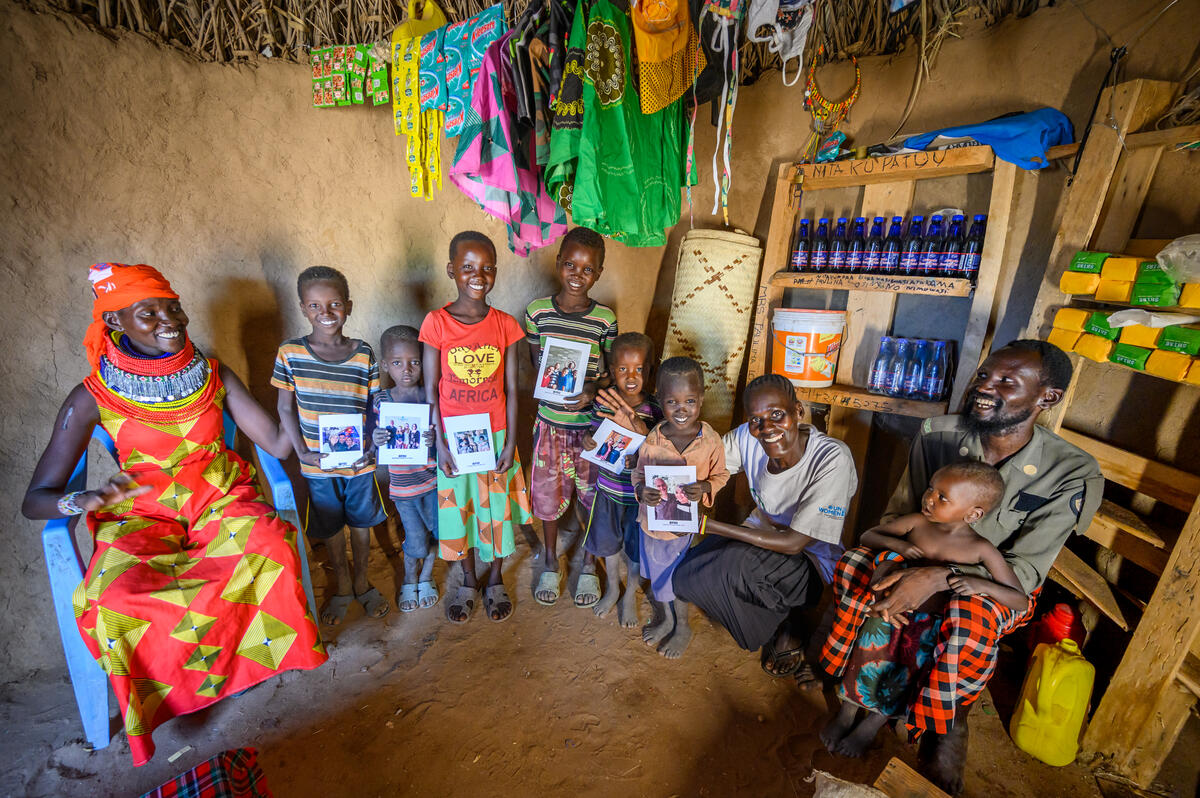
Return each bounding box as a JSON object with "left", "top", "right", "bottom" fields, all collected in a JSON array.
[
  {"left": 533, "top": 569, "right": 561, "bottom": 606},
  {"left": 483, "top": 584, "right": 514, "bottom": 623},
  {"left": 397, "top": 583, "right": 419, "bottom": 612},
  {"left": 446, "top": 585, "right": 477, "bottom": 624},
  {"left": 356, "top": 586, "right": 391, "bottom": 619},
  {"left": 574, "top": 572, "right": 601, "bottom": 608},
  {"left": 416, "top": 580, "right": 439, "bottom": 609},
  {"left": 320, "top": 593, "right": 354, "bottom": 626},
  {"left": 760, "top": 639, "right": 806, "bottom": 678}
]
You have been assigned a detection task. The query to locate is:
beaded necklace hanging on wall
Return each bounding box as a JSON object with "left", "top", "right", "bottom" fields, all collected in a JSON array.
[{"left": 800, "top": 45, "right": 860, "bottom": 163}]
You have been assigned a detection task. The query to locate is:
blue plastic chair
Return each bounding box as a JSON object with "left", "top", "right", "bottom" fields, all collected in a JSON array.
[{"left": 41, "top": 413, "right": 318, "bottom": 751}]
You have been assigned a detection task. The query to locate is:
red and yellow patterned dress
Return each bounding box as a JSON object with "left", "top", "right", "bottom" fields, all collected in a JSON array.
[{"left": 77, "top": 335, "right": 326, "bottom": 765}]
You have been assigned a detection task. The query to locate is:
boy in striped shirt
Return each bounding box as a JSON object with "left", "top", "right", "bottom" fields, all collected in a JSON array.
[
  {"left": 273, "top": 266, "right": 389, "bottom": 626},
  {"left": 525, "top": 227, "right": 618, "bottom": 608}
]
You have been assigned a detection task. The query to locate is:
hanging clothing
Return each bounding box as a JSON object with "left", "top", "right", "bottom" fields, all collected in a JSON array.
[
  {"left": 544, "top": 0, "right": 588, "bottom": 213},
  {"left": 745, "top": 0, "right": 812, "bottom": 85},
  {"left": 570, "top": 0, "right": 686, "bottom": 247},
  {"left": 449, "top": 31, "right": 568, "bottom": 255},
  {"left": 631, "top": 0, "right": 705, "bottom": 114}
]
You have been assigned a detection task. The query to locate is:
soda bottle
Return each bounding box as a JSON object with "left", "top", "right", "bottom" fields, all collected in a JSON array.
[
  {"left": 903, "top": 339, "right": 930, "bottom": 398},
  {"left": 810, "top": 218, "right": 831, "bottom": 273},
  {"left": 884, "top": 338, "right": 910, "bottom": 397},
  {"left": 864, "top": 217, "right": 885, "bottom": 273},
  {"left": 960, "top": 214, "right": 988, "bottom": 282},
  {"left": 868, "top": 336, "right": 893, "bottom": 394},
  {"left": 921, "top": 340, "right": 949, "bottom": 400},
  {"left": 829, "top": 217, "right": 849, "bottom": 272},
  {"left": 899, "top": 215, "right": 925, "bottom": 276},
  {"left": 790, "top": 219, "right": 811, "bottom": 272},
  {"left": 881, "top": 216, "right": 903, "bottom": 275},
  {"left": 846, "top": 217, "right": 867, "bottom": 273},
  {"left": 918, "top": 215, "right": 944, "bottom": 277},
  {"left": 938, "top": 215, "right": 965, "bottom": 278}
]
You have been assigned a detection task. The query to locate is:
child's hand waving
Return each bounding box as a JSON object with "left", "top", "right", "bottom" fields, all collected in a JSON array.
[
  {"left": 595, "top": 387, "right": 648, "bottom": 434},
  {"left": 80, "top": 472, "right": 152, "bottom": 512}
]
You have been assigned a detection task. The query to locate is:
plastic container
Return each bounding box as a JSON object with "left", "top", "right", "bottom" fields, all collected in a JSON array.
[
  {"left": 1029, "top": 603, "right": 1086, "bottom": 655},
  {"left": 771, "top": 309, "right": 845, "bottom": 387},
  {"left": 1010, "top": 639, "right": 1095, "bottom": 767}
]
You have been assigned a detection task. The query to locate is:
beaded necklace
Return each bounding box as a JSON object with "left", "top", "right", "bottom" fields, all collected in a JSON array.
[
  {"left": 800, "top": 45, "right": 861, "bottom": 163},
  {"left": 98, "top": 332, "right": 211, "bottom": 404}
]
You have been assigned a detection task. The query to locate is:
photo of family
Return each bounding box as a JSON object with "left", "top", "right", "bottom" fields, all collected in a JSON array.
[
  {"left": 644, "top": 465, "right": 699, "bottom": 535},
  {"left": 533, "top": 336, "right": 593, "bottom": 403},
  {"left": 582, "top": 418, "right": 646, "bottom": 474},
  {"left": 377, "top": 402, "right": 430, "bottom": 467},
  {"left": 318, "top": 413, "right": 365, "bottom": 469},
  {"left": 442, "top": 412, "right": 496, "bottom": 475}
]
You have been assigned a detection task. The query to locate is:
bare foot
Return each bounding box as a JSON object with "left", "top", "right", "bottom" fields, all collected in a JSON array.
[
  {"left": 918, "top": 712, "right": 969, "bottom": 796},
  {"left": 658, "top": 623, "right": 692, "bottom": 659},
  {"left": 832, "top": 712, "right": 888, "bottom": 757},
  {"left": 820, "top": 701, "right": 859, "bottom": 752},
  {"left": 320, "top": 593, "right": 354, "bottom": 625},
  {"left": 593, "top": 587, "right": 619, "bottom": 618},
  {"left": 617, "top": 587, "right": 639, "bottom": 628},
  {"left": 642, "top": 602, "right": 672, "bottom": 647}
]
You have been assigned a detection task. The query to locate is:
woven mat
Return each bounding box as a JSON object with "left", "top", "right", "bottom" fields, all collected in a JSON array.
[{"left": 662, "top": 228, "right": 763, "bottom": 429}]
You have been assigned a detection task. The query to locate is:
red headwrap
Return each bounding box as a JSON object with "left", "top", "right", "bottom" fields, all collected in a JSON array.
[{"left": 84, "top": 262, "right": 180, "bottom": 370}]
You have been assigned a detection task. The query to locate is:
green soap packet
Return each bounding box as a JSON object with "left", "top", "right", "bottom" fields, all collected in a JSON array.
[
  {"left": 1157, "top": 325, "right": 1200, "bottom": 356},
  {"left": 1069, "top": 251, "right": 1110, "bottom": 273},
  {"left": 1083, "top": 311, "right": 1118, "bottom": 340},
  {"left": 1136, "top": 260, "right": 1177, "bottom": 286},
  {"left": 1131, "top": 282, "right": 1181, "bottom": 306},
  {"left": 1109, "top": 343, "right": 1151, "bottom": 370}
]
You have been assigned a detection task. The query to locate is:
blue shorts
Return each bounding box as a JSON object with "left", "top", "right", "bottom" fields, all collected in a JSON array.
[
  {"left": 304, "top": 473, "right": 387, "bottom": 540},
  {"left": 394, "top": 490, "right": 437, "bottom": 559},
  {"left": 583, "top": 489, "right": 640, "bottom": 564}
]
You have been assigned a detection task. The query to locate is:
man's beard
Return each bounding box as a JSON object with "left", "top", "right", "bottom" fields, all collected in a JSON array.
[{"left": 962, "top": 391, "right": 1035, "bottom": 435}]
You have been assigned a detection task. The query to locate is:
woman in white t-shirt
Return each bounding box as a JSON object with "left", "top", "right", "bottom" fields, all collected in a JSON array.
[{"left": 673, "top": 374, "right": 858, "bottom": 678}]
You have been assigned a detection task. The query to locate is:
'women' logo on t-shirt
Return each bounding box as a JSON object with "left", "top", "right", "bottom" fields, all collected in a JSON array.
[{"left": 447, "top": 344, "right": 501, "bottom": 387}]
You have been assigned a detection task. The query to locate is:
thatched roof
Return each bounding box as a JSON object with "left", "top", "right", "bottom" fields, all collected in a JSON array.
[{"left": 35, "top": 0, "right": 1046, "bottom": 81}]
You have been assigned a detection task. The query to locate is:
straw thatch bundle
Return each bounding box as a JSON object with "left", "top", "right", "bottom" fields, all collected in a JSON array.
[{"left": 32, "top": 0, "right": 1046, "bottom": 79}]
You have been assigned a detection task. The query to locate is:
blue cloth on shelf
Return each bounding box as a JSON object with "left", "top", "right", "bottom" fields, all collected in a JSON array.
[{"left": 903, "top": 108, "right": 1074, "bottom": 170}]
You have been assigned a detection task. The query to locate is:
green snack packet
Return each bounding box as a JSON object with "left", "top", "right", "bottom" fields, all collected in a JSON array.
[
  {"left": 370, "top": 68, "right": 390, "bottom": 105},
  {"left": 1157, "top": 325, "right": 1200, "bottom": 356},
  {"left": 354, "top": 44, "right": 370, "bottom": 76},
  {"left": 1109, "top": 343, "right": 1151, "bottom": 370},
  {"left": 1136, "top": 260, "right": 1177, "bottom": 286},
  {"left": 1069, "top": 251, "right": 1110, "bottom": 273},
  {"left": 1083, "top": 311, "right": 1118, "bottom": 340},
  {"left": 1131, "top": 281, "right": 1181, "bottom": 307},
  {"left": 352, "top": 78, "right": 366, "bottom": 105},
  {"left": 321, "top": 78, "right": 334, "bottom": 108}
]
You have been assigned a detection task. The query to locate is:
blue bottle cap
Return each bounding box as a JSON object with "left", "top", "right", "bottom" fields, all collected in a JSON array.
[
  {"left": 892, "top": 216, "right": 903, "bottom": 222},
  {"left": 952, "top": 214, "right": 965, "bottom": 221},
  {"left": 837, "top": 217, "right": 848, "bottom": 223},
  {"left": 819, "top": 217, "right": 830, "bottom": 223},
  {"left": 873, "top": 216, "right": 885, "bottom": 223},
  {"left": 974, "top": 214, "right": 986, "bottom": 221},
  {"left": 854, "top": 217, "right": 866, "bottom": 223},
  {"left": 911, "top": 215, "right": 924, "bottom": 221},
  {"left": 930, "top": 214, "right": 943, "bottom": 222}
]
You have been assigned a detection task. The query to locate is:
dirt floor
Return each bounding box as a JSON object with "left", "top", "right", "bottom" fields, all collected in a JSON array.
[{"left": 3, "top": 520, "right": 1130, "bottom": 798}]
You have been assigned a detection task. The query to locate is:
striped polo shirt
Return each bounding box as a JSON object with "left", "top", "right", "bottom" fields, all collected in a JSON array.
[
  {"left": 271, "top": 336, "right": 379, "bottom": 478},
  {"left": 524, "top": 296, "right": 618, "bottom": 429}
]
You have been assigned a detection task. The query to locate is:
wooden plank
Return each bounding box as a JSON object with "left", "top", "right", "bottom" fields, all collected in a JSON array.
[
  {"left": 1041, "top": 142, "right": 1081, "bottom": 162},
  {"left": 1125, "top": 123, "right": 1200, "bottom": 150},
  {"left": 1124, "top": 238, "right": 1174, "bottom": 258},
  {"left": 769, "top": 271, "right": 973, "bottom": 297},
  {"left": 1084, "top": 494, "right": 1200, "bottom": 786},
  {"left": 795, "top": 385, "right": 947, "bottom": 419},
  {"left": 948, "top": 159, "right": 1020, "bottom": 409},
  {"left": 1084, "top": 505, "right": 1170, "bottom": 577},
  {"left": 1057, "top": 428, "right": 1200, "bottom": 512},
  {"left": 1177, "top": 654, "right": 1200, "bottom": 699},
  {"left": 1048, "top": 545, "right": 1129, "bottom": 630},
  {"left": 745, "top": 163, "right": 795, "bottom": 382},
  {"left": 1091, "top": 145, "right": 1166, "bottom": 252},
  {"left": 873, "top": 757, "right": 951, "bottom": 798},
  {"left": 792, "top": 146, "right": 995, "bottom": 190},
  {"left": 1094, "top": 499, "right": 1166, "bottom": 548}
]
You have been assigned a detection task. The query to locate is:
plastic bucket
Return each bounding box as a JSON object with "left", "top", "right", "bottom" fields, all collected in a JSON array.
[{"left": 771, "top": 309, "right": 845, "bottom": 387}]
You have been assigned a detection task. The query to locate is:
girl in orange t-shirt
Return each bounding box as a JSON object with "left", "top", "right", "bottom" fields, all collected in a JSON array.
[{"left": 419, "top": 231, "right": 532, "bottom": 624}]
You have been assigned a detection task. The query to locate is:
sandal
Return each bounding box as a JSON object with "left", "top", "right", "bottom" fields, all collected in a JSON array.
[
  {"left": 446, "top": 585, "right": 477, "bottom": 624},
  {"left": 483, "top": 584, "right": 514, "bottom": 623},
  {"left": 533, "top": 569, "right": 561, "bottom": 606},
  {"left": 356, "top": 586, "right": 391, "bottom": 619},
  {"left": 397, "top": 583, "right": 419, "bottom": 613},
  {"left": 760, "top": 638, "right": 806, "bottom": 678},
  {"left": 574, "top": 572, "right": 601, "bottom": 608},
  {"left": 416, "top": 580, "right": 439, "bottom": 609},
  {"left": 320, "top": 593, "right": 354, "bottom": 626}
]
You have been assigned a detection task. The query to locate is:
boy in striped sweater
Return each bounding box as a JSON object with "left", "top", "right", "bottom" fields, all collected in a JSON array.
[
  {"left": 525, "top": 227, "right": 618, "bottom": 608},
  {"left": 273, "top": 266, "right": 390, "bottom": 626}
]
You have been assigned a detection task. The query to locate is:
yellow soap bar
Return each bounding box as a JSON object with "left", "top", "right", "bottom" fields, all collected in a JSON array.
[
  {"left": 1052, "top": 307, "right": 1090, "bottom": 332},
  {"left": 1048, "top": 327, "right": 1082, "bottom": 352},
  {"left": 1060, "top": 271, "right": 1101, "bottom": 295},
  {"left": 1146, "top": 350, "right": 1191, "bottom": 381},
  {"left": 1100, "top": 257, "right": 1142, "bottom": 282},
  {"left": 1095, "top": 279, "right": 1133, "bottom": 303},
  {"left": 1118, "top": 325, "right": 1160, "bottom": 348},
  {"left": 1180, "top": 284, "right": 1200, "bottom": 309},
  {"left": 1184, "top": 361, "right": 1200, "bottom": 385},
  {"left": 1074, "top": 333, "right": 1114, "bottom": 362}
]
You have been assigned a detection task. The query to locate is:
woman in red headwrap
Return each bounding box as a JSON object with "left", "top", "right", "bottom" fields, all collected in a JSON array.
[{"left": 22, "top": 263, "right": 328, "bottom": 766}]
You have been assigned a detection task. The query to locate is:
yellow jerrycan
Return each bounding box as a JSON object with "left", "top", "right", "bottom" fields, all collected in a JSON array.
[{"left": 1010, "top": 638, "right": 1095, "bottom": 766}]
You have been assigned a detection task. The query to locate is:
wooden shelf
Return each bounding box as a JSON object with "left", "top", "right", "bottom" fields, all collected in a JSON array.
[
  {"left": 770, "top": 270, "right": 974, "bottom": 297},
  {"left": 790, "top": 145, "right": 996, "bottom": 189},
  {"left": 792, "top": 384, "right": 948, "bottom": 418}
]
